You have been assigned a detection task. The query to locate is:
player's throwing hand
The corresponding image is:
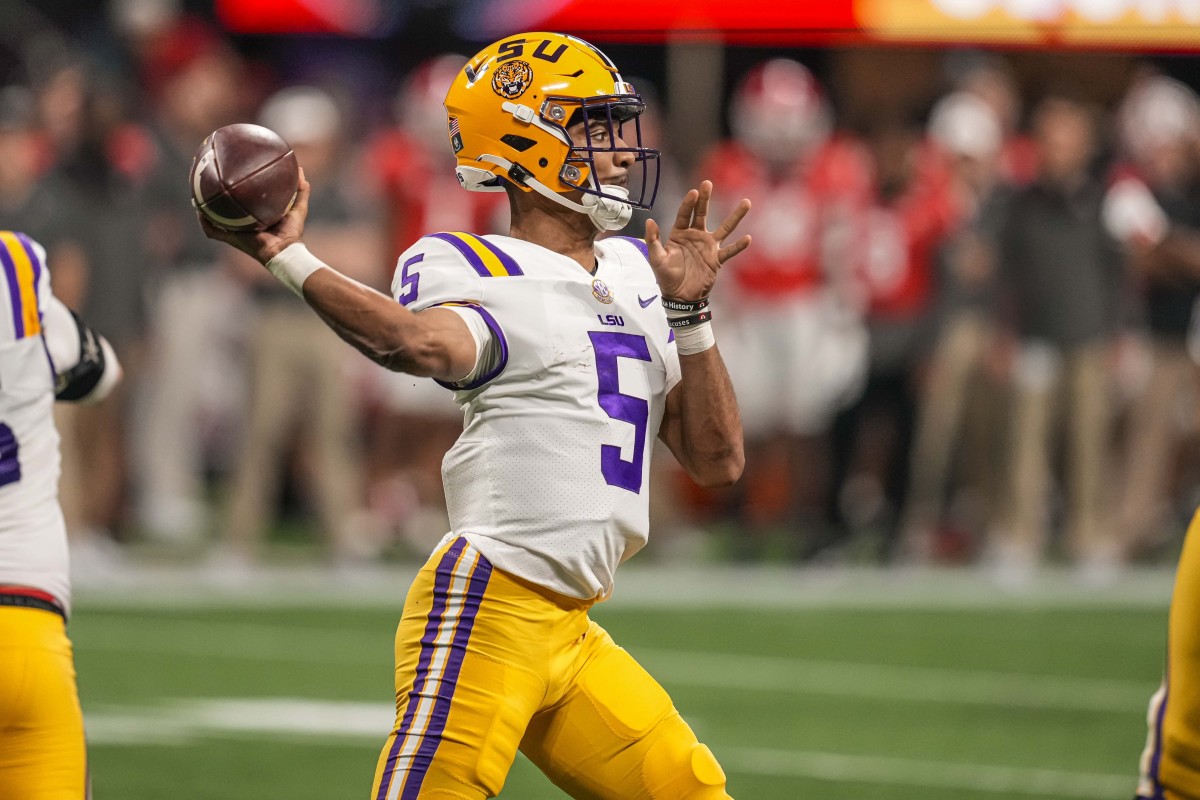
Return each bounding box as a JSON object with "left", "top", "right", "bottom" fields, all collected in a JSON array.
[
  {"left": 645, "top": 180, "right": 751, "bottom": 302},
  {"left": 197, "top": 168, "right": 312, "bottom": 265}
]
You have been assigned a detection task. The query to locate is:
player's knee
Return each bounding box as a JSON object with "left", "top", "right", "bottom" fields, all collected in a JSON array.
[
  {"left": 644, "top": 718, "right": 730, "bottom": 799},
  {"left": 681, "top": 743, "right": 731, "bottom": 798}
]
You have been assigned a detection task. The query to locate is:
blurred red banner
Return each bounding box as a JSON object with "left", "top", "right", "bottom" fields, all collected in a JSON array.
[{"left": 488, "top": 0, "right": 1200, "bottom": 51}]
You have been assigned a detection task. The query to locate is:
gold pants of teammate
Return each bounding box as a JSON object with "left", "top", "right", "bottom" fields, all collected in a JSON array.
[
  {"left": 1139, "top": 509, "right": 1200, "bottom": 799},
  {"left": 371, "top": 537, "right": 731, "bottom": 799},
  {"left": 0, "top": 606, "right": 87, "bottom": 800}
]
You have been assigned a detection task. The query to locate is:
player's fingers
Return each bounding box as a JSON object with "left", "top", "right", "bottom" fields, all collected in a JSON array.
[
  {"left": 717, "top": 235, "right": 752, "bottom": 265},
  {"left": 196, "top": 211, "right": 227, "bottom": 243},
  {"left": 692, "top": 180, "right": 713, "bottom": 230},
  {"left": 290, "top": 168, "right": 312, "bottom": 217},
  {"left": 645, "top": 218, "right": 666, "bottom": 259},
  {"left": 713, "top": 198, "right": 751, "bottom": 242},
  {"left": 673, "top": 189, "right": 699, "bottom": 231}
]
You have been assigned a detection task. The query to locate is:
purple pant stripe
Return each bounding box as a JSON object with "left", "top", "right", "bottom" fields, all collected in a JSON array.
[
  {"left": 472, "top": 236, "right": 523, "bottom": 275},
  {"left": 0, "top": 238, "right": 23, "bottom": 339},
  {"left": 1149, "top": 663, "right": 1170, "bottom": 797},
  {"left": 399, "top": 553, "right": 493, "bottom": 800},
  {"left": 426, "top": 233, "right": 491, "bottom": 277},
  {"left": 375, "top": 537, "right": 468, "bottom": 800}
]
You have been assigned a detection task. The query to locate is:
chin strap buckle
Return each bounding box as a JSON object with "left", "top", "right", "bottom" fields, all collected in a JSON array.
[{"left": 502, "top": 102, "right": 536, "bottom": 124}]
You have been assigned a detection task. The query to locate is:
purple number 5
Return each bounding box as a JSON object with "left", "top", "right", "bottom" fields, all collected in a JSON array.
[
  {"left": 0, "top": 423, "right": 19, "bottom": 488},
  {"left": 397, "top": 253, "right": 422, "bottom": 306},
  {"left": 588, "top": 331, "right": 651, "bottom": 493}
]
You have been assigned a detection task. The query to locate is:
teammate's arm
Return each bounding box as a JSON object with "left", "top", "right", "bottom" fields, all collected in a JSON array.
[
  {"left": 41, "top": 296, "right": 122, "bottom": 403},
  {"left": 650, "top": 181, "right": 750, "bottom": 488},
  {"left": 197, "top": 171, "right": 478, "bottom": 382}
]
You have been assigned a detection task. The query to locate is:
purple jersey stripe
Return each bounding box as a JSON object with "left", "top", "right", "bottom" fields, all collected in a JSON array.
[
  {"left": 426, "top": 233, "right": 491, "bottom": 277},
  {"left": 470, "top": 235, "right": 523, "bottom": 276},
  {"left": 375, "top": 537, "right": 468, "bottom": 800},
  {"left": 400, "top": 552, "right": 492, "bottom": 800},
  {"left": 0, "top": 238, "right": 24, "bottom": 339},
  {"left": 433, "top": 304, "right": 509, "bottom": 391},
  {"left": 613, "top": 235, "right": 650, "bottom": 261}
]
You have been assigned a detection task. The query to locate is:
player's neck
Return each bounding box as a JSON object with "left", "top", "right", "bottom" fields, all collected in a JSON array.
[{"left": 508, "top": 193, "right": 599, "bottom": 273}]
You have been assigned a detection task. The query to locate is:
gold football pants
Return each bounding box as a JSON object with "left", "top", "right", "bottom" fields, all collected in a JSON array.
[
  {"left": 371, "top": 537, "right": 731, "bottom": 799},
  {"left": 0, "top": 605, "right": 87, "bottom": 800}
]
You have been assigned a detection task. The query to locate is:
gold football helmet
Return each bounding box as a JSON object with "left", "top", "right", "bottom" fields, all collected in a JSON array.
[{"left": 443, "top": 32, "right": 660, "bottom": 231}]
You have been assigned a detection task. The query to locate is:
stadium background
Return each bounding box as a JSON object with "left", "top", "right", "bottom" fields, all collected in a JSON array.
[{"left": 4, "top": 0, "right": 1200, "bottom": 797}]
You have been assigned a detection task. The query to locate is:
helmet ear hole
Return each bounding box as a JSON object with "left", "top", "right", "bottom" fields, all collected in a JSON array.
[
  {"left": 538, "top": 158, "right": 548, "bottom": 167},
  {"left": 500, "top": 134, "right": 537, "bottom": 152}
]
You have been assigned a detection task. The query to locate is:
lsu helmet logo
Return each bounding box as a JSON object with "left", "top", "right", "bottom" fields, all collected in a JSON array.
[{"left": 492, "top": 60, "right": 533, "bottom": 99}]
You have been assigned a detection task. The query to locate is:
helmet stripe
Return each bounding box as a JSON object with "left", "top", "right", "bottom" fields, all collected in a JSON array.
[{"left": 565, "top": 34, "right": 617, "bottom": 70}]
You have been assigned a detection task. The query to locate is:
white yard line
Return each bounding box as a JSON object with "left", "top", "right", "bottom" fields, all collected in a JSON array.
[
  {"left": 84, "top": 698, "right": 1135, "bottom": 798},
  {"left": 634, "top": 648, "right": 1152, "bottom": 713},
  {"left": 71, "top": 562, "right": 1175, "bottom": 610},
  {"left": 76, "top": 617, "right": 1155, "bottom": 713},
  {"left": 720, "top": 746, "right": 1134, "bottom": 799}
]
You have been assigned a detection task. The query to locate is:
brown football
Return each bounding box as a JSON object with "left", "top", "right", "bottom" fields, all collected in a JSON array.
[{"left": 190, "top": 123, "right": 299, "bottom": 231}]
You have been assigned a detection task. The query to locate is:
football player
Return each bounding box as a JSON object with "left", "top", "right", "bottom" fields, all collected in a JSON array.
[
  {"left": 199, "top": 31, "right": 748, "bottom": 799},
  {"left": 0, "top": 231, "right": 122, "bottom": 799}
]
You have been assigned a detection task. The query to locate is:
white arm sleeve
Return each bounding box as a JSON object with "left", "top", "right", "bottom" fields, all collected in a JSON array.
[
  {"left": 41, "top": 295, "right": 122, "bottom": 403},
  {"left": 42, "top": 295, "right": 81, "bottom": 368},
  {"left": 441, "top": 305, "right": 501, "bottom": 387}
]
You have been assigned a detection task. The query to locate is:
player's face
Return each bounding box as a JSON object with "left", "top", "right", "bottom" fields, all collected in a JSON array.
[{"left": 566, "top": 116, "right": 634, "bottom": 188}]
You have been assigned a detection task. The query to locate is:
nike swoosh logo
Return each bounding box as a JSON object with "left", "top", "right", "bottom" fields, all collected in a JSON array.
[{"left": 638, "top": 294, "right": 658, "bottom": 308}]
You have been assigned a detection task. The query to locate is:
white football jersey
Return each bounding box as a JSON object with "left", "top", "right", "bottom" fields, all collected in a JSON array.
[
  {"left": 0, "top": 233, "right": 69, "bottom": 610},
  {"left": 0, "top": 232, "right": 120, "bottom": 614},
  {"left": 392, "top": 232, "right": 681, "bottom": 600}
]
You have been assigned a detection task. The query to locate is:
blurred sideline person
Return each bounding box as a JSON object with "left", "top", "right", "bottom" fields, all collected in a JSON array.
[
  {"left": 0, "top": 232, "right": 122, "bottom": 798},
  {"left": 200, "top": 32, "right": 749, "bottom": 799},
  {"left": 696, "top": 59, "right": 868, "bottom": 556},
  {"left": 990, "top": 90, "right": 1126, "bottom": 581},
  {"left": 826, "top": 115, "right": 961, "bottom": 559},
  {"left": 1131, "top": 83, "right": 1200, "bottom": 788},
  {"left": 214, "top": 86, "right": 379, "bottom": 569},
  {"left": 900, "top": 92, "right": 1010, "bottom": 562},
  {"left": 1108, "top": 74, "right": 1200, "bottom": 560},
  {"left": 135, "top": 19, "right": 245, "bottom": 543},
  {"left": 34, "top": 61, "right": 153, "bottom": 570}
]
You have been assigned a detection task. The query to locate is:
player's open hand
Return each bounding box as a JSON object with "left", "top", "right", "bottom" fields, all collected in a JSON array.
[
  {"left": 197, "top": 169, "right": 312, "bottom": 265},
  {"left": 645, "top": 180, "right": 751, "bottom": 302}
]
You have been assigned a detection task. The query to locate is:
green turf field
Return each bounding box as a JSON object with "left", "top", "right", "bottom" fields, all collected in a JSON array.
[{"left": 72, "top": 568, "right": 1169, "bottom": 799}]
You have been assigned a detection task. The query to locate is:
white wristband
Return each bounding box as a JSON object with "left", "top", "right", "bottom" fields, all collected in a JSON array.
[
  {"left": 675, "top": 322, "right": 716, "bottom": 356},
  {"left": 266, "top": 243, "right": 327, "bottom": 297}
]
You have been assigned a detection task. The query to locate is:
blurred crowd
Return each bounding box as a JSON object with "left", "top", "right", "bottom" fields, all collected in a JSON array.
[{"left": 6, "top": 9, "right": 1200, "bottom": 583}]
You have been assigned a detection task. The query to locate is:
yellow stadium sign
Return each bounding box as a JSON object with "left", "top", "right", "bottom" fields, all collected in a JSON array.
[{"left": 857, "top": 0, "right": 1200, "bottom": 48}]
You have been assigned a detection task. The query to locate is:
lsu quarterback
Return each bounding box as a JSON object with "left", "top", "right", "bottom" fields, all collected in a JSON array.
[
  {"left": 0, "top": 231, "right": 121, "bottom": 799},
  {"left": 200, "top": 32, "right": 750, "bottom": 799}
]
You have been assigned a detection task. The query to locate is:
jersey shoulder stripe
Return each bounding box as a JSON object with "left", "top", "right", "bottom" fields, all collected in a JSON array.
[
  {"left": 424, "top": 232, "right": 523, "bottom": 278},
  {"left": 610, "top": 235, "right": 649, "bottom": 262},
  {"left": 0, "top": 231, "right": 44, "bottom": 340}
]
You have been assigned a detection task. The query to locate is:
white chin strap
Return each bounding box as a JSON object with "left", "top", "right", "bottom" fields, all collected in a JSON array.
[
  {"left": 526, "top": 178, "right": 632, "bottom": 232},
  {"left": 476, "top": 155, "right": 633, "bottom": 232}
]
